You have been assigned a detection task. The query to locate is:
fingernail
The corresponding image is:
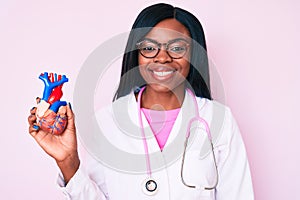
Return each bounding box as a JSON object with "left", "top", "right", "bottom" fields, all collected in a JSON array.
[
  {"left": 68, "top": 102, "right": 72, "bottom": 111},
  {"left": 33, "top": 125, "right": 39, "bottom": 130},
  {"left": 31, "top": 107, "right": 35, "bottom": 111}
]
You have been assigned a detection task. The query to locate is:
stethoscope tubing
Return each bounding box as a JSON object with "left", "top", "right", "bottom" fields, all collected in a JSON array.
[
  {"left": 137, "top": 86, "right": 152, "bottom": 177},
  {"left": 137, "top": 86, "right": 218, "bottom": 190}
]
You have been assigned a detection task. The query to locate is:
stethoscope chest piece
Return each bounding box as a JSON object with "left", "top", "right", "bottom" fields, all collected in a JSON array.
[{"left": 142, "top": 177, "right": 158, "bottom": 195}]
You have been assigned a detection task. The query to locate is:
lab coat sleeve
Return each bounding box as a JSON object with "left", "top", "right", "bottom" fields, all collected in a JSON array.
[
  {"left": 56, "top": 142, "right": 109, "bottom": 200},
  {"left": 56, "top": 164, "right": 108, "bottom": 200},
  {"left": 215, "top": 108, "right": 254, "bottom": 200}
]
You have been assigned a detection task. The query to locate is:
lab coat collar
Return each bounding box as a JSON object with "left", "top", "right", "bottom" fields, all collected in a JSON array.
[{"left": 126, "top": 89, "right": 204, "bottom": 153}]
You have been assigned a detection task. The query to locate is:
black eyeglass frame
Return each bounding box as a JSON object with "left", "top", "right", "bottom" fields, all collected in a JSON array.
[{"left": 136, "top": 38, "right": 191, "bottom": 59}]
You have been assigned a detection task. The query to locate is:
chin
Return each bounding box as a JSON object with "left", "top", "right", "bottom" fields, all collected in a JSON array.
[{"left": 147, "top": 82, "right": 185, "bottom": 94}]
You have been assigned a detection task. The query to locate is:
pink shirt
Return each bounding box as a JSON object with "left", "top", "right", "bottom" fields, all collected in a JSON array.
[{"left": 142, "top": 108, "right": 181, "bottom": 151}]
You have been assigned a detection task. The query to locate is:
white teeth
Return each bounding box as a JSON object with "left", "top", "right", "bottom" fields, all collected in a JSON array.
[{"left": 153, "top": 71, "right": 174, "bottom": 77}]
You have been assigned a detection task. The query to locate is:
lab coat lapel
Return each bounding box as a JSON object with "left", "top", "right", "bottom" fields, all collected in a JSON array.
[
  {"left": 164, "top": 90, "right": 195, "bottom": 149},
  {"left": 127, "top": 92, "right": 163, "bottom": 153},
  {"left": 161, "top": 91, "right": 204, "bottom": 166}
]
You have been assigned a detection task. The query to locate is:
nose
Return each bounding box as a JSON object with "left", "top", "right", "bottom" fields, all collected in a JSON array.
[{"left": 153, "top": 46, "right": 172, "bottom": 63}]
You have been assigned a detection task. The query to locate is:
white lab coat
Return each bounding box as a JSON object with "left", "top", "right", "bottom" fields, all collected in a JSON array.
[{"left": 57, "top": 90, "right": 254, "bottom": 200}]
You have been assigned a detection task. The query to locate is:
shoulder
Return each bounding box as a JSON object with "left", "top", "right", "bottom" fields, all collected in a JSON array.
[
  {"left": 196, "top": 97, "right": 239, "bottom": 145},
  {"left": 196, "top": 97, "right": 233, "bottom": 122},
  {"left": 95, "top": 92, "right": 137, "bottom": 127},
  {"left": 96, "top": 92, "right": 134, "bottom": 113}
]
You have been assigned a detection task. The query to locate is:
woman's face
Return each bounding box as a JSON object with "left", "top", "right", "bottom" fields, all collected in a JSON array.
[{"left": 138, "top": 18, "right": 191, "bottom": 93}]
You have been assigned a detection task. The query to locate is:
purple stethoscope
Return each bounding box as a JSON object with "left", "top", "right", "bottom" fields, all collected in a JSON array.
[{"left": 137, "top": 86, "right": 219, "bottom": 195}]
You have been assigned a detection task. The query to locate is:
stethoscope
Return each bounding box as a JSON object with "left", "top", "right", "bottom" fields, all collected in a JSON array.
[{"left": 137, "top": 86, "right": 219, "bottom": 196}]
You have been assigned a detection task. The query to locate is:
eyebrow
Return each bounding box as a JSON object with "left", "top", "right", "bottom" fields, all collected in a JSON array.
[{"left": 140, "top": 37, "right": 190, "bottom": 44}]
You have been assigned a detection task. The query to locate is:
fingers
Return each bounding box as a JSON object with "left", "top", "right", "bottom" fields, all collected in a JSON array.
[
  {"left": 28, "top": 106, "right": 38, "bottom": 136},
  {"left": 30, "top": 106, "right": 37, "bottom": 115},
  {"left": 28, "top": 124, "right": 40, "bottom": 137},
  {"left": 28, "top": 97, "right": 39, "bottom": 125},
  {"left": 28, "top": 114, "right": 36, "bottom": 125},
  {"left": 36, "top": 97, "right": 41, "bottom": 104},
  {"left": 28, "top": 107, "right": 37, "bottom": 124}
]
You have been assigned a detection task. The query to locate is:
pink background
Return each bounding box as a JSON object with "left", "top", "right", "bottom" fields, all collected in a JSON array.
[{"left": 1, "top": 0, "right": 299, "bottom": 199}]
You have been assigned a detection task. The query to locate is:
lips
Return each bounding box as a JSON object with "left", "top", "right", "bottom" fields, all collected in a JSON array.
[{"left": 146, "top": 65, "right": 176, "bottom": 81}]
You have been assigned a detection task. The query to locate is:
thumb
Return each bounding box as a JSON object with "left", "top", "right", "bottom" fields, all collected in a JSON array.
[{"left": 66, "top": 102, "right": 76, "bottom": 130}]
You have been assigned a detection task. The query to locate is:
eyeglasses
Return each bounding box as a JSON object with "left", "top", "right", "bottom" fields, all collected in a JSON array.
[{"left": 136, "top": 38, "right": 190, "bottom": 59}]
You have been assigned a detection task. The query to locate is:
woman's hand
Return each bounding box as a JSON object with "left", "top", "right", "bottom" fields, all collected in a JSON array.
[{"left": 28, "top": 98, "right": 80, "bottom": 183}]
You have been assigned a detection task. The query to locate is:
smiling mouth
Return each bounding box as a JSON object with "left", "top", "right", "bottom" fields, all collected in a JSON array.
[
  {"left": 152, "top": 70, "right": 175, "bottom": 77},
  {"left": 145, "top": 65, "right": 177, "bottom": 81}
]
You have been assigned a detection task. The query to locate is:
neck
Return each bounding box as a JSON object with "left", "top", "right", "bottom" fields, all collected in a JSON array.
[{"left": 140, "top": 85, "right": 185, "bottom": 110}]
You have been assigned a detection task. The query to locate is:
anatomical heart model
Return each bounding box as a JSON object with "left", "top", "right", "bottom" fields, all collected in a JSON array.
[{"left": 36, "top": 72, "right": 69, "bottom": 135}]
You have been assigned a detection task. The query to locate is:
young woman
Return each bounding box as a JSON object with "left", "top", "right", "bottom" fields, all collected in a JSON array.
[{"left": 28, "top": 3, "right": 254, "bottom": 199}]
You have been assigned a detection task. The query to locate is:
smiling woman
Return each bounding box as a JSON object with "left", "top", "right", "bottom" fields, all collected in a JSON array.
[
  {"left": 28, "top": 3, "right": 254, "bottom": 200},
  {"left": 114, "top": 4, "right": 212, "bottom": 101}
]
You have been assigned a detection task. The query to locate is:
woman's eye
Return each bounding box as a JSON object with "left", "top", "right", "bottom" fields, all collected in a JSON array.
[
  {"left": 142, "top": 46, "right": 156, "bottom": 52},
  {"left": 169, "top": 46, "right": 186, "bottom": 52}
]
